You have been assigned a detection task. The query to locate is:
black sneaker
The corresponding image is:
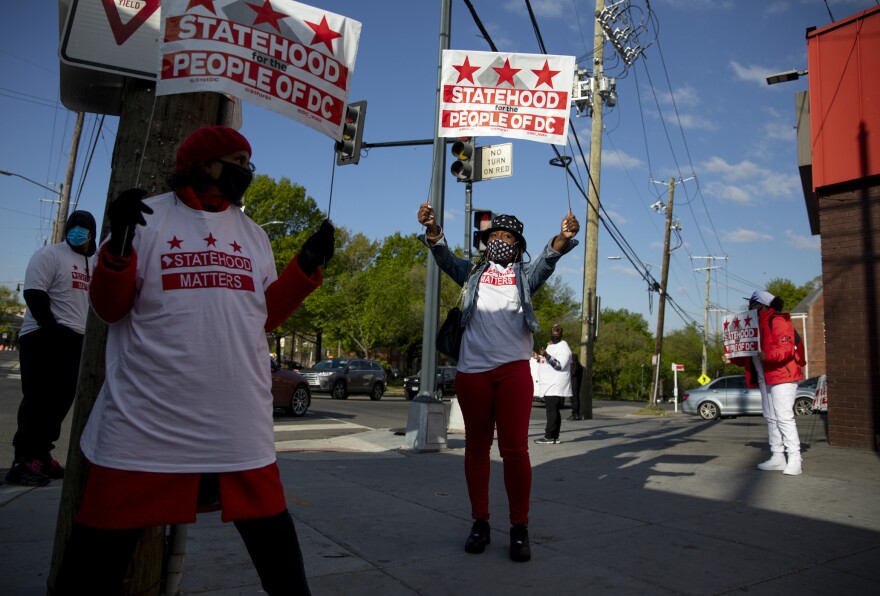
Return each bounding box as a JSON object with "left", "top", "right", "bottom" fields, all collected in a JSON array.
[
  {"left": 534, "top": 437, "right": 556, "bottom": 445},
  {"left": 45, "top": 458, "right": 65, "bottom": 480},
  {"left": 4, "top": 460, "right": 51, "bottom": 487},
  {"left": 464, "top": 519, "right": 490, "bottom": 554},
  {"left": 509, "top": 524, "right": 531, "bottom": 562}
]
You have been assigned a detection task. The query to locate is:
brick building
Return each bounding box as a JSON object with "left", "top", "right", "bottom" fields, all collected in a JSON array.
[{"left": 796, "top": 6, "right": 880, "bottom": 450}]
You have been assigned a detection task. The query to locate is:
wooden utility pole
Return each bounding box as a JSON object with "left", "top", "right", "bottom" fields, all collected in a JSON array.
[
  {"left": 649, "top": 178, "right": 675, "bottom": 407},
  {"left": 52, "top": 111, "right": 84, "bottom": 244},
  {"left": 48, "top": 79, "right": 236, "bottom": 595},
  {"left": 691, "top": 255, "right": 727, "bottom": 377},
  {"left": 577, "top": 0, "right": 605, "bottom": 421}
]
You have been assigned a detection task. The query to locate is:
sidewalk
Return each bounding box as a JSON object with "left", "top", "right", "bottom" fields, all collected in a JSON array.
[{"left": 2, "top": 398, "right": 879, "bottom": 595}]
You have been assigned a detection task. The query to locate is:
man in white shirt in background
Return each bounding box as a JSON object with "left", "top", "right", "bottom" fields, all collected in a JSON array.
[{"left": 535, "top": 324, "right": 573, "bottom": 445}]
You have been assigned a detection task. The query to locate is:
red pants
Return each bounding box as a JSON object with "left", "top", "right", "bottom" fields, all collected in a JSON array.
[{"left": 454, "top": 360, "right": 533, "bottom": 525}]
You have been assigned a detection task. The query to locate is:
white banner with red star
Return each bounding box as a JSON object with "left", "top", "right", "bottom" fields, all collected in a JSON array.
[
  {"left": 439, "top": 49, "right": 575, "bottom": 145},
  {"left": 157, "top": 0, "right": 361, "bottom": 141},
  {"left": 723, "top": 310, "right": 761, "bottom": 358}
]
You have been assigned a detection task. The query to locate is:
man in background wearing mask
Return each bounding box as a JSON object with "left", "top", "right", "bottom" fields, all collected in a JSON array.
[
  {"left": 55, "top": 126, "right": 334, "bottom": 595},
  {"left": 5, "top": 210, "right": 96, "bottom": 486},
  {"left": 535, "top": 324, "right": 573, "bottom": 445}
]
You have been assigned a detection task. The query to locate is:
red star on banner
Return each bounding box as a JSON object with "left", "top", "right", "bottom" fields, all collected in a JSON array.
[
  {"left": 743, "top": 314, "right": 752, "bottom": 327},
  {"left": 531, "top": 60, "right": 560, "bottom": 88},
  {"left": 247, "top": 0, "right": 287, "bottom": 33},
  {"left": 733, "top": 317, "right": 741, "bottom": 329},
  {"left": 186, "top": 0, "right": 215, "bottom": 13},
  {"left": 305, "top": 15, "right": 342, "bottom": 53},
  {"left": 230, "top": 241, "right": 242, "bottom": 253},
  {"left": 168, "top": 236, "right": 183, "bottom": 249},
  {"left": 723, "top": 319, "right": 730, "bottom": 331},
  {"left": 493, "top": 58, "right": 521, "bottom": 87},
  {"left": 204, "top": 233, "right": 217, "bottom": 247},
  {"left": 73, "top": 264, "right": 79, "bottom": 271},
  {"left": 453, "top": 56, "right": 481, "bottom": 83}
]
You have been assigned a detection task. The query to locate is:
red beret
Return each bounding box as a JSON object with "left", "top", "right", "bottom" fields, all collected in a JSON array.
[{"left": 175, "top": 126, "right": 252, "bottom": 172}]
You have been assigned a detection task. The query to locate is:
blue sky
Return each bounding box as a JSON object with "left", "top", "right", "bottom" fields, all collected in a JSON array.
[{"left": 1, "top": 0, "right": 876, "bottom": 334}]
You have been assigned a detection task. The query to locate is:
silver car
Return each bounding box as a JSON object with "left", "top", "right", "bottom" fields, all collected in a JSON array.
[
  {"left": 299, "top": 358, "right": 387, "bottom": 400},
  {"left": 681, "top": 375, "right": 814, "bottom": 420}
]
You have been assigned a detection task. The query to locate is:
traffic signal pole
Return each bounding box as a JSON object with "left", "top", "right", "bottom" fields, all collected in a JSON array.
[
  {"left": 465, "top": 181, "right": 473, "bottom": 261},
  {"left": 404, "top": 0, "right": 451, "bottom": 451}
]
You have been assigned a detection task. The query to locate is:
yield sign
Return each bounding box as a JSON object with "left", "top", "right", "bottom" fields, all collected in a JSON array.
[
  {"left": 101, "top": 0, "right": 160, "bottom": 45},
  {"left": 60, "top": 0, "right": 162, "bottom": 80}
]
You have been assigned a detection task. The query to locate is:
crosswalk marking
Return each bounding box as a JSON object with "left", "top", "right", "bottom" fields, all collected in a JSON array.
[{"left": 272, "top": 420, "right": 369, "bottom": 433}]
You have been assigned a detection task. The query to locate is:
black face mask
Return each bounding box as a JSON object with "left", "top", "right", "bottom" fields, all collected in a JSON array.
[
  {"left": 550, "top": 335, "right": 562, "bottom": 343},
  {"left": 215, "top": 161, "right": 253, "bottom": 205}
]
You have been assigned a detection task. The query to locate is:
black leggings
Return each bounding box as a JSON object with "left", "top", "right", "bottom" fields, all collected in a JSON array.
[{"left": 55, "top": 510, "right": 311, "bottom": 595}]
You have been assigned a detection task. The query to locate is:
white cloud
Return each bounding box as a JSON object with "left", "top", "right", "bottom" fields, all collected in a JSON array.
[
  {"left": 730, "top": 60, "right": 775, "bottom": 85},
  {"left": 723, "top": 228, "right": 773, "bottom": 243},
  {"left": 786, "top": 229, "right": 820, "bottom": 250},
  {"left": 604, "top": 209, "right": 629, "bottom": 224},
  {"left": 701, "top": 156, "right": 800, "bottom": 203},
  {"left": 656, "top": 85, "right": 700, "bottom": 109},
  {"left": 504, "top": 0, "right": 566, "bottom": 17},
  {"left": 762, "top": 120, "right": 796, "bottom": 142},
  {"left": 603, "top": 148, "right": 643, "bottom": 170}
]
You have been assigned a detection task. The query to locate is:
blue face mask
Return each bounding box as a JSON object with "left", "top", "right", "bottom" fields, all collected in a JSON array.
[{"left": 66, "top": 226, "right": 89, "bottom": 247}]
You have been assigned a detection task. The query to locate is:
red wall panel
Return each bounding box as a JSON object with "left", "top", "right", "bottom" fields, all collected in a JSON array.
[{"left": 808, "top": 6, "right": 880, "bottom": 189}]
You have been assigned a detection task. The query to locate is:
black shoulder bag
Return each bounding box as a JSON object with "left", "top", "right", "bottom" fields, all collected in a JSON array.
[{"left": 436, "top": 264, "right": 479, "bottom": 360}]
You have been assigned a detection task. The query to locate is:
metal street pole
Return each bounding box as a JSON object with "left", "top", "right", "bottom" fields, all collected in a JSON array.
[
  {"left": 649, "top": 178, "right": 675, "bottom": 407},
  {"left": 404, "top": 0, "right": 450, "bottom": 451},
  {"left": 577, "top": 0, "right": 605, "bottom": 421}
]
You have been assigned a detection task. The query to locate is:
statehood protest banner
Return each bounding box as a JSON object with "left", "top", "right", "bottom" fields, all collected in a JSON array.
[
  {"left": 723, "top": 310, "right": 761, "bottom": 358},
  {"left": 439, "top": 50, "right": 575, "bottom": 145},
  {"left": 157, "top": 0, "right": 361, "bottom": 141}
]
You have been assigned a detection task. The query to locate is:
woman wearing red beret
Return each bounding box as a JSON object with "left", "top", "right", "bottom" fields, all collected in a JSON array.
[{"left": 56, "top": 126, "right": 333, "bottom": 595}]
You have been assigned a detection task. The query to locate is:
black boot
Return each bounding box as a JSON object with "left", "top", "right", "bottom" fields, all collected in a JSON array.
[
  {"left": 509, "top": 524, "right": 531, "bottom": 562},
  {"left": 464, "top": 519, "right": 490, "bottom": 554}
]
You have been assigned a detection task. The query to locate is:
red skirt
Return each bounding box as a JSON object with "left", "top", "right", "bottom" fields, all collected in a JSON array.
[{"left": 77, "top": 462, "right": 287, "bottom": 529}]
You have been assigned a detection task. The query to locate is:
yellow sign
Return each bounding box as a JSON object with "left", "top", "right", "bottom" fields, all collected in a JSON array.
[{"left": 698, "top": 374, "right": 712, "bottom": 385}]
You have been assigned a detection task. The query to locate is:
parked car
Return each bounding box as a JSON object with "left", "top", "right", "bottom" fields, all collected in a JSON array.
[
  {"left": 270, "top": 358, "right": 310, "bottom": 416},
  {"left": 681, "top": 374, "right": 814, "bottom": 420},
  {"left": 299, "top": 358, "right": 387, "bottom": 400},
  {"left": 404, "top": 366, "right": 457, "bottom": 400}
]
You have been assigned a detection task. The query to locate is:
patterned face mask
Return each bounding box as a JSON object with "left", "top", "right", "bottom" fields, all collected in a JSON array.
[{"left": 486, "top": 239, "right": 517, "bottom": 264}]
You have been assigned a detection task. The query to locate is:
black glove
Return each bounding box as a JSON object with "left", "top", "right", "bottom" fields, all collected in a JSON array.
[
  {"left": 299, "top": 219, "right": 335, "bottom": 275},
  {"left": 107, "top": 189, "right": 152, "bottom": 257}
]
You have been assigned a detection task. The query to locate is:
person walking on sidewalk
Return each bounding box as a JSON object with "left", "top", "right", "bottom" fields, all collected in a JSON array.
[
  {"left": 5, "top": 210, "right": 96, "bottom": 487},
  {"left": 568, "top": 353, "right": 584, "bottom": 421},
  {"left": 55, "top": 127, "right": 334, "bottom": 595},
  {"left": 724, "top": 290, "right": 804, "bottom": 476},
  {"left": 535, "top": 324, "right": 573, "bottom": 444},
  {"left": 418, "top": 203, "right": 580, "bottom": 562}
]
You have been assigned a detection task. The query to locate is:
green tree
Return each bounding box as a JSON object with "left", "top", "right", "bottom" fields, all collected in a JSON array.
[
  {"left": 661, "top": 323, "right": 705, "bottom": 394},
  {"left": 242, "top": 174, "right": 329, "bottom": 360},
  {"left": 593, "top": 308, "right": 652, "bottom": 398},
  {"left": 765, "top": 277, "right": 811, "bottom": 312},
  {"left": 0, "top": 285, "right": 22, "bottom": 341},
  {"left": 531, "top": 277, "right": 580, "bottom": 349}
]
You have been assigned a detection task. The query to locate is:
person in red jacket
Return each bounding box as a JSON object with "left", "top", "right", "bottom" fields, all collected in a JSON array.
[
  {"left": 56, "top": 126, "right": 333, "bottom": 595},
  {"left": 725, "top": 290, "right": 804, "bottom": 476}
]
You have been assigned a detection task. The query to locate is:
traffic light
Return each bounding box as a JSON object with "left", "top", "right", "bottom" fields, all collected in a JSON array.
[
  {"left": 450, "top": 137, "right": 481, "bottom": 182},
  {"left": 472, "top": 209, "right": 493, "bottom": 251},
  {"left": 335, "top": 100, "right": 367, "bottom": 166}
]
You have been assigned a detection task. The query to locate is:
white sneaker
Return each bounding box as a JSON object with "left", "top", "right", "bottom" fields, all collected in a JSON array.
[
  {"left": 783, "top": 454, "right": 802, "bottom": 476},
  {"left": 757, "top": 453, "right": 786, "bottom": 471}
]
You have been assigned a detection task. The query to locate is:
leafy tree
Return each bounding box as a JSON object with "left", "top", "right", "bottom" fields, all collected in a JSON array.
[
  {"left": 660, "top": 323, "right": 705, "bottom": 394},
  {"left": 531, "top": 277, "right": 580, "bottom": 350},
  {"left": 0, "top": 285, "right": 22, "bottom": 341},
  {"left": 592, "top": 308, "right": 652, "bottom": 398},
  {"left": 765, "top": 277, "right": 811, "bottom": 312}
]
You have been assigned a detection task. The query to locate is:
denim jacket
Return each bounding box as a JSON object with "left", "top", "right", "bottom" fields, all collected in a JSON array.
[{"left": 419, "top": 233, "right": 579, "bottom": 333}]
